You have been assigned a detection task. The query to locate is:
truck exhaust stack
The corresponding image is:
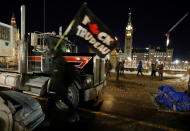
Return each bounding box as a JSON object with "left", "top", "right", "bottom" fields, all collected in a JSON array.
[{"left": 19, "top": 5, "right": 27, "bottom": 73}]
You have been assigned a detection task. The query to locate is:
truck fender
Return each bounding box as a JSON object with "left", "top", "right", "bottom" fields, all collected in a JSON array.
[{"left": 73, "top": 80, "right": 82, "bottom": 90}]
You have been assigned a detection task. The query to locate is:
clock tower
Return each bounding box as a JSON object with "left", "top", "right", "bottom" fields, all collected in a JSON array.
[{"left": 124, "top": 9, "right": 133, "bottom": 59}]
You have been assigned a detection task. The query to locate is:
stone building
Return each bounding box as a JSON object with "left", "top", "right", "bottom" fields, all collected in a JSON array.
[
  {"left": 111, "top": 9, "right": 174, "bottom": 67},
  {"left": 0, "top": 13, "right": 19, "bottom": 68},
  {"left": 132, "top": 46, "right": 173, "bottom": 63}
]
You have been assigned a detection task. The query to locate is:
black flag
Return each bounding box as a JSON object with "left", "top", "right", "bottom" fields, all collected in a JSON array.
[{"left": 66, "top": 3, "right": 119, "bottom": 58}]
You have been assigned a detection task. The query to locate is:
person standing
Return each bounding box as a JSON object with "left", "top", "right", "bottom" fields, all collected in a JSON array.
[
  {"left": 157, "top": 62, "right": 164, "bottom": 81},
  {"left": 188, "top": 70, "right": 190, "bottom": 96},
  {"left": 48, "top": 50, "right": 79, "bottom": 108},
  {"left": 120, "top": 60, "right": 125, "bottom": 76},
  {"left": 45, "top": 50, "right": 80, "bottom": 123},
  {"left": 105, "top": 59, "right": 112, "bottom": 77},
  {"left": 151, "top": 63, "right": 157, "bottom": 77},
  {"left": 115, "top": 61, "right": 121, "bottom": 80},
  {"left": 137, "top": 61, "right": 143, "bottom": 76}
]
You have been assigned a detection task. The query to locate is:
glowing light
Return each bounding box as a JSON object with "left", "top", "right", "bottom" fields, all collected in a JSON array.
[
  {"left": 76, "top": 57, "right": 80, "bottom": 60},
  {"left": 66, "top": 48, "right": 71, "bottom": 52},
  {"left": 174, "top": 59, "right": 180, "bottom": 64},
  {"left": 127, "top": 57, "right": 132, "bottom": 61},
  {"left": 115, "top": 36, "right": 118, "bottom": 40},
  {"left": 166, "top": 37, "right": 170, "bottom": 47},
  {"left": 126, "top": 32, "right": 131, "bottom": 36},
  {"left": 126, "top": 25, "right": 132, "bottom": 30}
]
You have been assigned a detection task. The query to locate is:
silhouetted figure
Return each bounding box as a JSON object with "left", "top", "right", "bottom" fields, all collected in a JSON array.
[
  {"left": 157, "top": 63, "right": 164, "bottom": 81},
  {"left": 105, "top": 59, "right": 112, "bottom": 77},
  {"left": 151, "top": 63, "right": 157, "bottom": 77},
  {"left": 47, "top": 50, "right": 79, "bottom": 110},
  {"left": 115, "top": 62, "right": 121, "bottom": 80},
  {"left": 52, "top": 51, "right": 78, "bottom": 106},
  {"left": 137, "top": 61, "right": 143, "bottom": 76},
  {"left": 119, "top": 60, "right": 125, "bottom": 76},
  {"left": 188, "top": 74, "right": 190, "bottom": 96}
]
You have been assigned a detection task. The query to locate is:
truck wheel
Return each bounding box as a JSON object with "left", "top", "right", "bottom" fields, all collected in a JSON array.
[
  {"left": 67, "top": 83, "right": 79, "bottom": 108},
  {"left": 13, "top": 121, "right": 31, "bottom": 131},
  {"left": 56, "top": 83, "right": 79, "bottom": 109},
  {"left": 0, "top": 97, "right": 13, "bottom": 131}
]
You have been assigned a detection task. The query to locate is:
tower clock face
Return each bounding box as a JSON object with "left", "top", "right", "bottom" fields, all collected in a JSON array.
[
  {"left": 126, "top": 32, "right": 131, "bottom": 36},
  {"left": 126, "top": 25, "right": 133, "bottom": 30}
]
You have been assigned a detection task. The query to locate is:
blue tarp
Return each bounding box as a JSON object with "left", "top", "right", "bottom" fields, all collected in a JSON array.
[{"left": 155, "top": 84, "right": 190, "bottom": 112}]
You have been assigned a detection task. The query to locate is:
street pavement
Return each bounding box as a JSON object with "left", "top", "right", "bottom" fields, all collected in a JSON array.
[{"left": 35, "top": 73, "right": 190, "bottom": 131}]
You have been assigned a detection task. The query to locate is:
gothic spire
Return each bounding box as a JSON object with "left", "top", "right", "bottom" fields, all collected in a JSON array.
[
  {"left": 128, "top": 8, "right": 132, "bottom": 25},
  {"left": 11, "top": 12, "right": 17, "bottom": 28},
  {"left": 126, "top": 8, "right": 133, "bottom": 31}
]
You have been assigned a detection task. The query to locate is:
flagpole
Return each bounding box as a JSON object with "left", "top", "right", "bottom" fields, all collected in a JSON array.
[{"left": 54, "top": 20, "right": 75, "bottom": 50}]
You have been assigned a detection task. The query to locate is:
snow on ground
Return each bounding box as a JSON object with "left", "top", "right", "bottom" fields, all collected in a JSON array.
[
  {"left": 111, "top": 69, "right": 188, "bottom": 78},
  {"left": 110, "top": 69, "right": 189, "bottom": 92}
]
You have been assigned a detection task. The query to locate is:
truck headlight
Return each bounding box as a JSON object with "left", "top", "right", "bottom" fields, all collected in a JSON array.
[{"left": 83, "top": 76, "right": 93, "bottom": 89}]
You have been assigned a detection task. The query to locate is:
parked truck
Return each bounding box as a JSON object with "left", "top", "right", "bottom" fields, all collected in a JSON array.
[{"left": 0, "top": 5, "right": 105, "bottom": 130}]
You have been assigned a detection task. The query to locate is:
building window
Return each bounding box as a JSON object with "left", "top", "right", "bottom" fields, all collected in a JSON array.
[{"left": 0, "top": 25, "right": 10, "bottom": 41}]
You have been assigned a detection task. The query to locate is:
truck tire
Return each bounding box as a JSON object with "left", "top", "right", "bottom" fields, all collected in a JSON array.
[
  {"left": 56, "top": 83, "right": 79, "bottom": 109},
  {"left": 67, "top": 83, "right": 79, "bottom": 108},
  {"left": 0, "top": 97, "right": 13, "bottom": 131}
]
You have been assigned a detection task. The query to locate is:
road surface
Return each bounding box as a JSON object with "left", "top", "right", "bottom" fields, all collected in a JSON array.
[{"left": 35, "top": 72, "right": 190, "bottom": 131}]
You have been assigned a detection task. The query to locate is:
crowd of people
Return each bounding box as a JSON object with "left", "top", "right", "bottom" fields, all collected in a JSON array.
[
  {"left": 105, "top": 59, "right": 125, "bottom": 80},
  {"left": 136, "top": 60, "right": 165, "bottom": 81},
  {"left": 105, "top": 59, "right": 165, "bottom": 81}
]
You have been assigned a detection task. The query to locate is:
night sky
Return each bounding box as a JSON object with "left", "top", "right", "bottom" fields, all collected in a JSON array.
[{"left": 0, "top": 0, "right": 189, "bottom": 60}]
